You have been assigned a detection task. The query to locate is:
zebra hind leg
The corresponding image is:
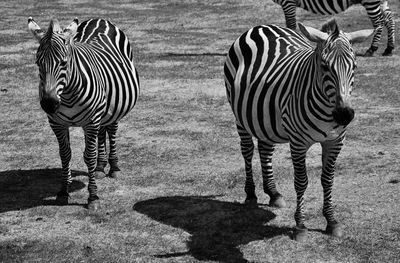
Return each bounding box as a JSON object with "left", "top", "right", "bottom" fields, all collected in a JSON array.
[
  {"left": 94, "top": 126, "right": 107, "bottom": 179},
  {"left": 258, "top": 140, "right": 286, "bottom": 208},
  {"left": 106, "top": 123, "right": 121, "bottom": 178},
  {"left": 237, "top": 125, "right": 257, "bottom": 206}
]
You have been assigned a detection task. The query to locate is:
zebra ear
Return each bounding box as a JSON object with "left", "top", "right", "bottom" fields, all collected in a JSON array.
[
  {"left": 345, "top": 29, "right": 375, "bottom": 44},
  {"left": 320, "top": 19, "right": 339, "bottom": 37},
  {"left": 298, "top": 23, "right": 328, "bottom": 43},
  {"left": 63, "top": 18, "right": 78, "bottom": 44},
  {"left": 28, "top": 17, "right": 45, "bottom": 42}
]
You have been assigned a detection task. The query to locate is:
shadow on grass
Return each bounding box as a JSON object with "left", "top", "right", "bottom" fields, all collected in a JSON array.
[
  {"left": 133, "top": 195, "right": 292, "bottom": 263},
  {"left": 0, "top": 168, "right": 86, "bottom": 213}
]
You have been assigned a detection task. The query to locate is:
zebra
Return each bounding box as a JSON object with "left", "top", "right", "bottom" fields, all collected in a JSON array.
[
  {"left": 224, "top": 19, "right": 373, "bottom": 241},
  {"left": 271, "top": 0, "right": 395, "bottom": 56},
  {"left": 28, "top": 17, "right": 140, "bottom": 210}
]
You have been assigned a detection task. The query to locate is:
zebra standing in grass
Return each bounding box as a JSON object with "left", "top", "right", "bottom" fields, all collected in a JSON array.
[
  {"left": 272, "top": 0, "right": 395, "bottom": 56},
  {"left": 28, "top": 18, "right": 140, "bottom": 210},
  {"left": 224, "top": 19, "right": 373, "bottom": 241}
]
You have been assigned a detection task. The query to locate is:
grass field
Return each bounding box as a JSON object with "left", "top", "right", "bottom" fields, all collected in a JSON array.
[{"left": 1, "top": 0, "right": 399, "bottom": 262}]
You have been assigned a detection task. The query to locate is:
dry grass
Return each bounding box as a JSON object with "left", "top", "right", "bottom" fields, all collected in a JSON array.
[{"left": 0, "top": 0, "right": 399, "bottom": 262}]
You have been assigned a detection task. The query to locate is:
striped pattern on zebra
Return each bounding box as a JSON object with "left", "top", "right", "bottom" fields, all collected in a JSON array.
[
  {"left": 28, "top": 17, "right": 140, "bottom": 210},
  {"left": 272, "top": 0, "right": 395, "bottom": 56},
  {"left": 224, "top": 19, "right": 373, "bottom": 241}
]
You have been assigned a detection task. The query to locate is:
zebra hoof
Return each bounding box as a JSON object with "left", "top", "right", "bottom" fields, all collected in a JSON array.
[
  {"left": 363, "top": 49, "right": 374, "bottom": 57},
  {"left": 87, "top": 199, "right": 100, "bottom": 211},
  {"left": 55, "top": 194, "right": 69, "bottom": 205},
  {"left": 108, "top": 170, "right": 120, "bottom": 179},
  {"left": 293, "top": 226, "right": 308, "bottom": 242},
  {"left": 326, "top": 223, "right": 344, "bottom": 238},
  {"left": 244, "top": 197, "right": 258, "bottom": 207},
  {"left": 94, "top": 169, "right": 106, "bottom": 179},
  {"left": 269, "top": 195, "right": 286, "bottom": 208},
  {"left": 382, "top": 50, "right": 393, "bottom": 56}
]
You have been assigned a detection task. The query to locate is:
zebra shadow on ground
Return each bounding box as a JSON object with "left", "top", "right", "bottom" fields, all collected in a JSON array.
[
  {"left": 0, "top": 168, "right": 86, "bottom": 213},
  {"left": 133, "top": 195, "right": 292, "bottom": 263}
]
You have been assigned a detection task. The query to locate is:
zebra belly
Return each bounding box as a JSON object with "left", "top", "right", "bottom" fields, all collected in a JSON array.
[
  {"left": 298, "top": 0, "right": 350, "bottom": 15},
  {"left": 100, "top": 88, "right": 137, "bottom": 126},
  {"left": 235, "top": 99, "right": 290, "bottom": 143}
]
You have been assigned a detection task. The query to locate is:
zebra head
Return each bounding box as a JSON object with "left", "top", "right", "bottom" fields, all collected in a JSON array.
[
  {"left": 28, "top": 17, "right": 78, "bottom": 114},
  {"left": 299, "top": 20, "right": 374, "bottom": 126}
]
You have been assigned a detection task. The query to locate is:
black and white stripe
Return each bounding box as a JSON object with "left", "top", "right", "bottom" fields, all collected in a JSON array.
[
  {"left": 224, "top": 19, "right": 373, "bottom": 240},
  {"left": 29, "top": 18, "right": 139, "bottom": 209},
  {"left": 272, "top": 0, "right": 395, "bottom": 56}
]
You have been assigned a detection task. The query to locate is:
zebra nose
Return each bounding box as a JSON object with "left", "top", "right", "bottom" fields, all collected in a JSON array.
[
  {"left": 40, "top": 94, "right": 60, "bottom": 114},
  {"left": 332, "top": 106, "right": 354, "bottom": 126}
]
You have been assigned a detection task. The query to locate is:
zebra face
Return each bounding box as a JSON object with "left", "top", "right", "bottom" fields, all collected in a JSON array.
[
  {"left": 28, "top": 17, "right": 78, "bottom": 115},
  {"left": 298, "top": 20, "right": 374, "bottom": 126},
  {"left": 320, "top": 35, "right": 356, "bottom": 126}
]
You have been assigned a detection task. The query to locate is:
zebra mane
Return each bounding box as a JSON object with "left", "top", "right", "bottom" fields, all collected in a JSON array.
[
  {"left": 320, "top": 19, "right": 339, "bottom": 38},
  {"left": 43, "top": 19, "right": 62, "bottom": 41}
]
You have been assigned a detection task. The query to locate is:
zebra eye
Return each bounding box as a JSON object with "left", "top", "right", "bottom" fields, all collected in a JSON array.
[
  {"left": 321, "top": 63, "right": 330, "bottom": 71},
  {"left": 60, "top": 57, "right": 68, "bottom": 66}
]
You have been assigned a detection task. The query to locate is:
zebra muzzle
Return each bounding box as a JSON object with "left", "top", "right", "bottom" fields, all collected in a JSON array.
[
  {"left": 332, "top": 106, "right": 354, "bottom": 126},
  {"left": 40, "top": 94, "right": 60, "bottom": 114}
]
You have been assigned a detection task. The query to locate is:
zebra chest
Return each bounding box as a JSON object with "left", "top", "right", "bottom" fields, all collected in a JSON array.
[
  {"left": 282, "top": 112, "right": 347, "bottom": 143},
  {"left": 50, "top": 91, "right": 107, "bottom": 127},
  {"left": 281, "top": 97, "right": 347, "bottom": 143}
]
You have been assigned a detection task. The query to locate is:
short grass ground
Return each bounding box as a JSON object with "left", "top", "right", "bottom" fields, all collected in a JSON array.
[{"left": 0, "top": 0, "right": 399, "bottom": 262}]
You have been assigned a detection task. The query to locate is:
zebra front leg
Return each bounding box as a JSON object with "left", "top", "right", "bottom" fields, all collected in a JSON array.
[
  {"left": 94, "top": 126, "right": 107, "bottom": 179},
  {"left": 237, "top": 125, "right": 257, "bottom": 206},
  {"left": 83, "top": 123, "right": 100, "bottom": 210},
  {"left": 258, "top": 140, "right": 286, "bottom": 208},
  {"left": 321, "top": 138, "right": 345, "bottom": 238},
  {"left": 106, "top": 122, "right": 120, "bottom": 178},
  {"left": 50, "top": 122, "right": 72, "bottom": 205},
  {"left": 290, "top": 142, "right": 309, "bottom": 242}
]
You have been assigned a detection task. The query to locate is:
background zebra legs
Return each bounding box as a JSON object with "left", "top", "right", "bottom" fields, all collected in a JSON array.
[
  {"left": 382, "top": 7, "right": 395, "bottom": 56},
  {"left": 321, "top": 137, "right": 345, "bottom": 237},
  {"left": 83, "top": 122, "right": 100, "bottom": 209},
  {"left": 281, "top": 0, "right": 297, "bottom": 29},
  {"left": 237, "top": 124, "right": 257, "bottom": 205},
  {"left": 50, "top": 122, "right": 72, "bottom": 205},
  {"left": 363, "top": 2, "right": 384, "bottom": 56},
  {"left": 277, "top": 1, "right": 394, "bottom": 56},
  {"left": 258, "top": 140, "right": 286, "bottom": 208},
  {"left": 94, "top": 123, "right": 121, "bottom": 179}
]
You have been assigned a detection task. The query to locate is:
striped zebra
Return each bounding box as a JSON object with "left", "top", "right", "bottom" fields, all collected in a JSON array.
[
  {"left": 28, "top": 18, "right": 140, "bottom": 210},
  {"left": 272, "top": 0, "right": 395, "bottom": 56},
  {"left": 224, "top": 19, "right": 373, "bottom": 241}
]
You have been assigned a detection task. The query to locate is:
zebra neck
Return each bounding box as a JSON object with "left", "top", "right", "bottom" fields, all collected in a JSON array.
[
  {"left": 307, "top": 51, "right": 334, "bottom": 114},
  {"left": 64, "top": 44, "right": 103, "bottom": 96}
]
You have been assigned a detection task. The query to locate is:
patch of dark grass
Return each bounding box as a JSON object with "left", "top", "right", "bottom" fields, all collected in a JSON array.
[{"left": 0, "top": 169, "right": 86, "bottom": 213}]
